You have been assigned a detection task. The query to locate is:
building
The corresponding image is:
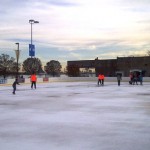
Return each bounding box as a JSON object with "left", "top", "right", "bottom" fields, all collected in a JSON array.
[{"left": 67, "top": 56, "right": 150, "bottom": 77}]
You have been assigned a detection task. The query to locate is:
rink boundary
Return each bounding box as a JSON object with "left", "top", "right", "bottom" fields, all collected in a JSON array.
[{"left": 0, "top": 77, "right": 150, "bottom": 86}]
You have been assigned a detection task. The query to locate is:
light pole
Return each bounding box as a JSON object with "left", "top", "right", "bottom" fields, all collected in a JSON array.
[
  {"left": 15, "top": 43, "right": 20, "bottom": 78},
  {"left": 29, "top": 19, "right": 39, "bottom": 58}
]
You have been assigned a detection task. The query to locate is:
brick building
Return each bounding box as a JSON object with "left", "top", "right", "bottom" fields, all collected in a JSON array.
[{"left": 67, "top": 56, "right": 150, "bottom": 77}]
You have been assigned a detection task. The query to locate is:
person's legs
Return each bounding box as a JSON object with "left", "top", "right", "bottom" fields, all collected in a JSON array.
[
  {"left": 31, "top": 82, "right": 33, "bottom": 88},
  {"left": 132, "top": 78, "right": 135, "bottom": 85},
  {"left": 99, "top": 79, "right": 102, "bottom": 84},
  {"left": 135, "top": 79, "right": 138, "bottom": 85},
  {"left": 97, "top": 80, "right": 100, "bottom": 85},
  {"left": 102, "top": 79, "right": 104, "bottom": 85},
  {"left": 34, "top": 82, "right": 36, "bottom": 89},
  {"left": 13, "top": 87, "right": 16, "bottom": 94}
]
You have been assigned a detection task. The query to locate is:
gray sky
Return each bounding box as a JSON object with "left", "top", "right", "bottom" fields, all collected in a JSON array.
[{"left": 0, "top": 0, "right": 150, "bottom": 67}]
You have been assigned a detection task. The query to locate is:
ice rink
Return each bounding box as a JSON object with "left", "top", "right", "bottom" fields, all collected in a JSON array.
[{"left": 0, "top": 81, "right": 150, "bottom": 150}]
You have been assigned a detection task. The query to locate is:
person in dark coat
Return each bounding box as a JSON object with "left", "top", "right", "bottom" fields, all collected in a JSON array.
[
  {"left": 117, "top": 74, "right": 122, "bottom": 86},
  {"left": 12, "top": 78, "right": 20, "bottom": 94},
  {"left": 139, "top": 74, "right": 143, "bottom": 85}
]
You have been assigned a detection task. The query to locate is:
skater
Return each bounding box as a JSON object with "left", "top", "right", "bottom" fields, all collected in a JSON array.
[
  {"left": 117, "top": 74, "right": 122, "bottom": 86},
  {"left": 129, "top": 73, "right": 133, "bottom": 84},
  {"left": 139, "top": 74, "right": 143, "bottom": 85},
  {"left": 97, "top": 74, "right": 104, "bottom": 86},
  {"left": 134, "top": 73, "right": 138, "bottom": 85},
  {"left": 101, "top": 74, "right": 105, "bottom": 85},
  {"left": 97, "top": 74, "right": 102, "bottom": 86},
  {"left": 30, "top": 73, "right": 37, "bottom": 89},
  {"left": 12, "top": 78, "right": 20, "bottom": 94}
]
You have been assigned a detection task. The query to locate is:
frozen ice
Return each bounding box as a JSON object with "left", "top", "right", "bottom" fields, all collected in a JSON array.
[{"left": 0, "top": 81, "right": 150, "bottom": 150}]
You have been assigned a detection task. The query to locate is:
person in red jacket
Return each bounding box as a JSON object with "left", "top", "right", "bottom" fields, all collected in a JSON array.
[
  {"left": 97, "top": 74, "right": 105, "bottom": 86},
  {"left": 30, "top": 73, "right": 37, "bottom": 89}
]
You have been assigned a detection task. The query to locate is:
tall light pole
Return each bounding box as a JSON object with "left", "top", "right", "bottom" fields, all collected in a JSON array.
[
  {"left": 15, "top": 43, "right": 20, "bottom": 78},
  {"left": 29, "top": 19, "right": 39, "bottom": 58}
]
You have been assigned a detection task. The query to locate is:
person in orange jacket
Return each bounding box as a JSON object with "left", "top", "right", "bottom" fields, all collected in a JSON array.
[
  {"left": 30, "top": 73, "right": 37, "bottom": 89},
  {"left": 98, "top": 74, "right": 102, "bottom": 86},
  {"left": 98, "top": 74, "right": 105, "bottom": 86}
]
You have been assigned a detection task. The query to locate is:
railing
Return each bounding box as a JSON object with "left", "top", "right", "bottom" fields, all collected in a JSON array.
[
  {"left": 18, "top": 78, "right": 25, "bottom": 83},
  {"left": 1, "top": 77, "right": 150, "bottom": 85},
  {"left": 0, "top": 79, "right": 7, "bottom": 84}
]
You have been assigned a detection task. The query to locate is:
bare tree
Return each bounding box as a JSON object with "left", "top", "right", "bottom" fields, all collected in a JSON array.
[{"left": 147, "top": 50, "right": 150, "bottom": 56}]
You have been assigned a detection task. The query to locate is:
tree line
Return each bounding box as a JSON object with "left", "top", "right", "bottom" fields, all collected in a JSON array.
[
  {"left": 0, "top": 53, "right": 81, "bottom": 79},
  {"left": 0, "top": 53, "right": 62, "bottom": 78}
]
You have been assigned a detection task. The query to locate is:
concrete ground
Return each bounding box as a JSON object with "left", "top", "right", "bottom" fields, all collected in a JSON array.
[{"left": 0, "top": 81, "right": 150, "bottom": 150}]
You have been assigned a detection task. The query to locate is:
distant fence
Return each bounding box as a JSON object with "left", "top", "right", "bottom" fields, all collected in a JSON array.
[
  {"left": 0, "top": 77, "right": 150, "bottom": 85},
  {"left": 0, "top": 79, "right": 7, "bottom": 84}
]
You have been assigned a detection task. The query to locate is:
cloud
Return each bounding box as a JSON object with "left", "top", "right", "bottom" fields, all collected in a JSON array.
[
  {"left": 0, "top": 0, "right": 150, "bottom": 66},
  {"left": 46, "top": 0, "right": 78, "bottom": 7}
]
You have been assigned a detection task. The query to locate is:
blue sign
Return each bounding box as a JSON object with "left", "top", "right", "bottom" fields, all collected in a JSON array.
[{"left": 29, "top": 44, "right": 35, "bottom": 56}]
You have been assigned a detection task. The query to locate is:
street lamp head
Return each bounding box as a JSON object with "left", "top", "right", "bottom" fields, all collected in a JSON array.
[
  {"left": 15, "top": 42, "right": 19, "bottom": 45},
  {"left": 29, "top": 19, "right": 39, "bottom": 24},
  {"left": 29, "top": 19, "right": 34, "bottom": 23},
  {"left": 34, "top": 21, "right": 39, "bottom": 23}
]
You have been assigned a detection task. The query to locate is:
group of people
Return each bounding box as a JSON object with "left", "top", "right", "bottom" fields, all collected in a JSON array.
[
  {"left": 12, "top": 72, "right": 143, "bottom": 94},
  {"left": 97, "top": 73, "right": 122, "bottom": 86},
  {"left": 129, "top": 73, "right": 143, "bottom": 85},
  {"left": 97, "top": 72, "right": 143, "bottom": 86},
  {"left": 97, "top": 74, "right": 105, "bottom": 86},
  {"left": 12, "top": 73, "right": 37, "bottom": 94}
]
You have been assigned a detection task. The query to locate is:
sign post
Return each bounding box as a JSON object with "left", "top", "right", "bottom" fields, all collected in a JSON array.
[{"left": 29, "top": 44, "right": 35, "bottom": 57}]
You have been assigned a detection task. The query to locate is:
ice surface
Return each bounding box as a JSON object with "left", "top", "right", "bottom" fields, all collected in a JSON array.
[{"left": 0, "top": 82, "right": 150, "bottom": 150}]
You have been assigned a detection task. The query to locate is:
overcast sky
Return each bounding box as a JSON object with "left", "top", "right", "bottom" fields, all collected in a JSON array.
[{"left": 0, "top": 0, "right": 150, "bottom": 67}]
